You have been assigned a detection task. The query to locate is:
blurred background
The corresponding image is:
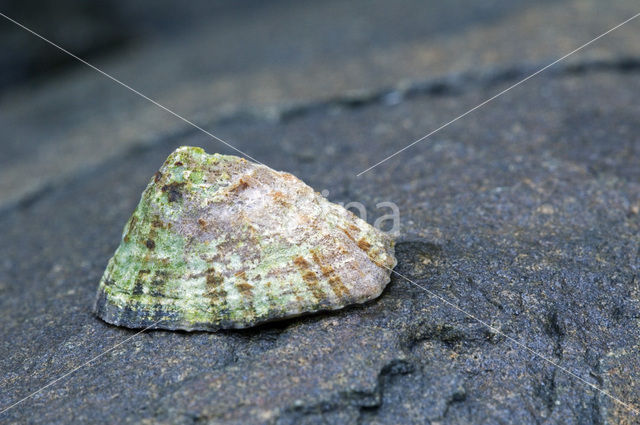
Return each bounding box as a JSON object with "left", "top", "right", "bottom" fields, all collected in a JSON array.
[
  {"left": 1, "top": 0, "right": 639, "bottom": 211},
  {"left": 0, "top": 0, "right": 558, "bottom": 93}
]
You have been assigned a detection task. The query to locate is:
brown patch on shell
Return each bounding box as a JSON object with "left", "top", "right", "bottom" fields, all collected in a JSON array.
[
  {"left": 340, "top": 227, "right": 356, "bottom": 243},
  {"left": 357, "top": 238, "right": 372, "bottom": 252},
  {"left": 228, "top": 177, "right": 250, "bottom": 194},
  {"left": 161, "top": 182, "right": 186, "bottom": 202},
  {"left": 311, "top": 250, "right": 350, "bottom": 299},
  {"left": 340, "top": 227, "right": 389, "bottom": 269},
  {"left": 233, "top": 270, "right": 256, "bottom": 319},
  {"left": 205, "top": 267, "right": 225, "bottom": 299},
  {"left": 270, "top": 191, "right": 290, "bottom": 206},
  {"left": 348, "top": 223, "right": 360, "bottom": 234},
  {"left": 236, "top": 282, "right": 254, "bottom": 297},
  {"left": 293, "top": 255, "right": 325, "bottom": 301},
  {"left": 281, "top": 172, "right": 297, "bottom": 181}
]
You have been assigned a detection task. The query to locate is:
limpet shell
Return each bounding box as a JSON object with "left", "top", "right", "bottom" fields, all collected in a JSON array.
[{"left": 94, "top": 146, "right": 396, "bottom": 331}]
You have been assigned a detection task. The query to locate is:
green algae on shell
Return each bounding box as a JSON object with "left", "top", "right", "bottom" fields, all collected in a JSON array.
[{"left": 94, "top": 146, "right": 396, "bottom": 331}]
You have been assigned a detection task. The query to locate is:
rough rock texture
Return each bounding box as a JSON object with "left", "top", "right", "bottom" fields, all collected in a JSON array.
[
  {"left": 1, "top": 1, "right": 640, "bottom": 424},
  {"left": 95, "top": 146, "right": 395, "bottom": 331},
  {"left": 1, "top": 67, "right": 638, "bottom": 424}
]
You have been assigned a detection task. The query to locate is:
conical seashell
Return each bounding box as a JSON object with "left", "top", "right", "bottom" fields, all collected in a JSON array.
[{"left": 94, "top": 146, "right": 396, "bottom": 331}]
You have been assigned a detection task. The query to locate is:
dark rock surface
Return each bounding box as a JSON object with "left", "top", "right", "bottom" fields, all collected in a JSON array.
[
  {"left": 1, "top": 65, "right": 639, "bottom": 424},
  {"left": 1, "top": 1, "right": 640, "bottom": 424}
]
